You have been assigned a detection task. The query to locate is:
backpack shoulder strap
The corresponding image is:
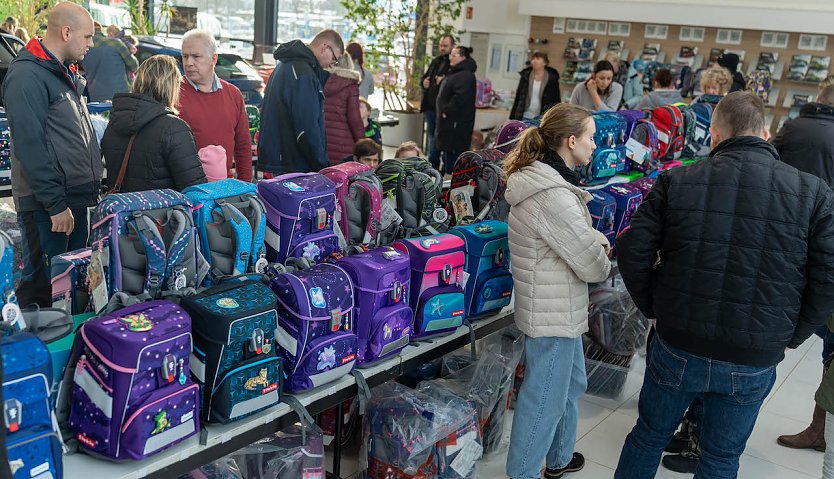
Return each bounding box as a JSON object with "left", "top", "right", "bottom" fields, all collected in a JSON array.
[
  {"left": 215, "top": 201, "right": 253, "bottom": 276},
  {"left": 130, "top": 213, "right": 168, "bottom": 298}
]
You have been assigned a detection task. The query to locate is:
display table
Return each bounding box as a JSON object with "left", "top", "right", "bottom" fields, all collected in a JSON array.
[{"left": 62, "top": 307, "right": 516, "bottom": 479}]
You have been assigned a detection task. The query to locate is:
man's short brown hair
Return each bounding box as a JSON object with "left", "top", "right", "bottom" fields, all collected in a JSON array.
[
  {"left": 712, "top": 92, "right": 766, "bottom": 138},
  {"left": 312, "top": 29, "right": 344, "bottom": 55}
]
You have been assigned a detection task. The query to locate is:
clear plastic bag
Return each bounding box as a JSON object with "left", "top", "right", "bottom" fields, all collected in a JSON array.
[
  {"left": 587, "top": 278, "right": 652, "bottom": 356},
  {"left": 184, "top": 422, "right": 324, "bottom": 479},
  {"left": 361, "top": 381, "right": 480, "bottom": 479},
  {"left": 432, "top": 328, "right": 524, "bottom": 455}
]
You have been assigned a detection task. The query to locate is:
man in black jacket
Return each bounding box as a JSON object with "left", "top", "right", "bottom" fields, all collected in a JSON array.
[
  {"left": 259, "top": 29, "right": 343, "bottom": 174},
  {"left": 2, "top": 3, "right": 101, "bottom": 308},
  {"left": 421, "top": 34, "right": 454, "bottom": 170},
  {"left": 772, "top": 84, "right": 834, "bottom": 452},
  {"left": 614, "top": 92, "right": 834, "bottom": 479}
]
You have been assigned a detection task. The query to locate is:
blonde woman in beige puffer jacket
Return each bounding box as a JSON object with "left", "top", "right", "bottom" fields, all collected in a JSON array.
[{"left": 505, "top": 103, "right": 612, "bottom": 479}]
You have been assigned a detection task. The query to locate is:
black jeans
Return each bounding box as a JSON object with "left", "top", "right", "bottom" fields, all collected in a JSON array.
[{"left": 16, "top": 208, "right": 89, "bottom": 308}]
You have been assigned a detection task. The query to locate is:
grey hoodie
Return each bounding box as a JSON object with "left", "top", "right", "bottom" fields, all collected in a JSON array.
[{"left": 635, "top": 89, "right": 684, "bottom": 110}]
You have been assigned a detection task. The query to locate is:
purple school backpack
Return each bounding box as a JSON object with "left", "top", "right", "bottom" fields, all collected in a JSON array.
[
  {"left": 629, "top": 177, "right": 656, "bottom": 200},
  {"left": 67, "top": 300, "right": 199, "bottom": 460},
  {"left": 602, "top": 184, "right": 643, "bottom": 237},
  {"left": 51, "top": 247, "right": 92, "bottom": 315},
  {"left": 336, "top": 246, "right": 413, "bottom": 366},
  {"left": 393, "top": 234, "right": 466, "bottom": 339},
  {"left": 258, "top": 173, "right": 339, "bottom": 265},
  {"left": 268, "top": 263, "right": 357, "bottom": 392}
]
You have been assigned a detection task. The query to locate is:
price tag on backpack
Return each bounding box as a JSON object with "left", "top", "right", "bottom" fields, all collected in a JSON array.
[
  {"left": 448, "top": 433, "right": 483, "bottom": 478},
  {"left": 625, "top": 138, "right": 651, "bottom": 166},
  {"left": 449, "top": 185, "right": 475, "bottom": 223},
  {"left": 379, "top": 198, "right": 403, "bottom": 231},
  {"left": 461, "top": 271, "right": 470, "bottom": 290},
  {"left": 1, "top": 302, "right": 24, "bottom": 331},
  {"left": 90, "top": 249, "right": 109, "bottom": 314}
]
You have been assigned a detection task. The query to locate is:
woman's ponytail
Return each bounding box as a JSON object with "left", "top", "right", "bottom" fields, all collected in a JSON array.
[{"left": 503, "top": 103, "right": 593, "bottom": 178}]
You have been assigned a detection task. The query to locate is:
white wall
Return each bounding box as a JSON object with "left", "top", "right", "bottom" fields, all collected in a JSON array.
[
  {"left": 518, "top": 0, "right": 834, "bottom": 35},
  {"left": 460, "top": 0, "right": 531, "bottom": 94}
]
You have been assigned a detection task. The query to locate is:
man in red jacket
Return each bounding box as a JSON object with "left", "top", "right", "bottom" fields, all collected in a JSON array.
[{"left": 178, "top": 29, "right": 253, "bottom": 182}]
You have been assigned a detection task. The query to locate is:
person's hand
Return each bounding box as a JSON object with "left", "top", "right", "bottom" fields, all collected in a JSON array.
[
  {"left": 586, "top": 78, "right": 598, "bottom": 91},
  {"left": 422, "top": 78, "right": 430, "bottom": 89},
  {"left": 436, "top": 75, "right": 444, "bottom": 85},
  {"left": 129, "top": 46, "right": 137, "bottom": 54},
  {"left": 442, "top": 113, "right": 447, "bottom": 119},
  {"left": 637, "top": 72, "right": 644, "bottom": 80},
  {"left": 50, "top": 208, "right": 75, "bottom": 235}
]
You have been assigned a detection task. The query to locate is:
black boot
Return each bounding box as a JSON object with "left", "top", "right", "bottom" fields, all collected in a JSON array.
[
  {"left": 543, "top": 452, "right": 585, "bottom": 478},
  {"left": 662, "top": 434, "right": 700, "bottom": 474},
  {"left": 665, "top": 416, "right": 695, "bottom": 454}
]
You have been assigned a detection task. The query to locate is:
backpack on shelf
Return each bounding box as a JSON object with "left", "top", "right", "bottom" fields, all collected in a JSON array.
[
  {"left": 67, "top": 300, "right": 199, "bottom": 460},
  {"left": 627, "top": 120, "right": 660, "bottom": 173},
  {"left": 257, "top": 173, "right": 340, "bottom": 264},
  {"left": 672, "top": 103, "right": 699, "bottom": 158},
  {"left": 690, "top": 102, "right": 714, "bottom": 153},
  {"left": 629, "top": 177, "right": 656, "bottom": 200},
  {"left": 89, "top": 189, "right": 202, "bottom": 301},
  {"left": 183, "top": 179, "right": 268, "bottom": 285},
  {"left": 449, "top": 221, "right": 513, "bottom": 319},
  {"left": 579, "top": 113, "right": 628, "bottom": 185},
  {"left": 375, "top": 157, "right": 447, "bottom": 244},
  {"left": 601, "top": 184, "right": 643, "bottom": 237},
  {"left": 1, "top": 229, "right": 15, "bottom": 307},
  {"left": 614, "top": 110, "right": 647, "bottom": 140},
  {"left": 321, "top": 161, "right": 383, "bottom": 248},
  {"left": 51, "top": 247, "right": 92, "bottom": 315},
  {"left": 267, "top": 262, "right": 357, "bottom": 392},
  {"left": 180, "top": 280, "right": 282, "bottom": 424},
  {"left": 3, "top": 332, "right": 63, "bottom": 479},
  {"left": 336, "top": 246, "right": 413, "bottom": 366},
  {"left": 587, "top": 191, "right": 617, "bottom": 248},
  {"left": 476, "top": 78, "right": 494, "bottom": 108},
  {"left": 445, "top": 149, "right": 508, "bottom": 227},
  {"left": 393, "top": 234, "right": 466, "bottom": 339},
  {"left": 747, "top": 68, "right": 773, "bottom": 103},
  {"left": 650, "top": 105, "right": 685, "bottom": 161}
]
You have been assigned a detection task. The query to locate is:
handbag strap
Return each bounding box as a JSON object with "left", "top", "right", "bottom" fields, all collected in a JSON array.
[{"left": 113, "top": 132, "right": 138, "bottom": 194}]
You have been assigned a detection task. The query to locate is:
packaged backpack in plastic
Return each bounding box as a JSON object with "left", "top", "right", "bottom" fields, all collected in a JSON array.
[
  {"left": 362, "top": 381, "right": 481, "bottom": 479},
  {"left": 433, "top": 329, "right": 523, "bottom": 455},
  {"left": 230, "top": 423, "right": 325, "bottom": 479},
  {"left": 179, "top": 457, "right": 243, "bottom": 479},
  {"left": 587, "top": 280, "right": 652, "bottom": 356}
]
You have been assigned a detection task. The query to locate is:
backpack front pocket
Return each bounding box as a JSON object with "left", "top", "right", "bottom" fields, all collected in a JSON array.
[
  {"left": 209, "top": 356, "right": 281, "bottom": 423},
  {"left": 119, "top": 383, "right": 199, "bottom": 460},
  {"left": 289, "top": 332, "right": 357, "bottom": 392},
  {"left": 69, "top": 357, "right": 114, "bottom": 455},
  {"left": 470, "top": 270, "right": 513, "bottom": 318},
  {"left": 7, "top": 430, "right": 62, "bottom": 479},
  {"left": 363, "top": 304, "right": 412, "bottom": 365},
  {"left": 415, "top": 286, "right": 465, "bottom": 338}
]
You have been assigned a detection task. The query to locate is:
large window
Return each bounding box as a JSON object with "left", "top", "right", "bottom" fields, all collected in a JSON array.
[{"left": 276, "top": 0, "right": 351, "bottom": 44}]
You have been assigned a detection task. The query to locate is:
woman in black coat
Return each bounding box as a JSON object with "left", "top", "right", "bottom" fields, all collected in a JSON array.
[
  {"left": 101, "top": 55, "right": 206, "bottom": 193},
  {"left": 436, "top": 46, "right": 477, "bottom": 175},
  {"left": 510, "top": 52, "right": 561, "bottom": 120}
]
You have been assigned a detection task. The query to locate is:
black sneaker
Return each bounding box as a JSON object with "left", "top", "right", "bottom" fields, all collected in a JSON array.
[
  {"left": 543, "top": 452, "right": 585, "bottom": 478},
  {"left": 661, "top": 453, "right": 698, "bottom": 474},
  {"left": 665, "top": 417, "right": 695, "bottom": 453}
]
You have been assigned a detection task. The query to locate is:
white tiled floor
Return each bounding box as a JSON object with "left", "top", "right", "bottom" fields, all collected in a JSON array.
[
  {"left": 474, "top": 336, "right": 826, "bottom": 479},
  {"left": 336, "top": 336, "right": 826, "bottom": 478}
]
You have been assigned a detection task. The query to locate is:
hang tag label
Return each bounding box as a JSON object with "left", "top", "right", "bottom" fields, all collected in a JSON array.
[
  {"left": 625, "top": 138, "right": 651, "bottom": 166},
  {"left": 90, "top": 248, "right": 109, "bottom": 314}
]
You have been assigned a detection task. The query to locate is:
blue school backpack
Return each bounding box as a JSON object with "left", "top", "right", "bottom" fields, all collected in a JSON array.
[
  {"left": 449, "top": 221, "right": 513, "bottom": 319},
  {"left": 183, "top": 179, "right": 268, "bottom": 285},
  {"left": 578, "top": 113, "right": 628, "bottom": 185},
  {"left": 3, "top": 331, "right": 63, "bottom": 479},
  {"left": 0, "top": 230, "right": 14, "bottom": 308}
]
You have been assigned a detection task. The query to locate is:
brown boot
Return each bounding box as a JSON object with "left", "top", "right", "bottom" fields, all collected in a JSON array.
[{"left": 777, "top": 404, "right": 826, "bottom": 452}]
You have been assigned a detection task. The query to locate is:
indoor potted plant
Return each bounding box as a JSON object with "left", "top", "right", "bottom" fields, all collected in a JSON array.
[{"left": 341, "top": 0, "right": 464, "bottom": 146}]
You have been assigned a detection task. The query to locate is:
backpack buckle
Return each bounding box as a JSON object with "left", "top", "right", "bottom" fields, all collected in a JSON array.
[
  {"left": 250, "top": 328, "right": 265, "bottom": 354},
  {"left": 148, "top": 273, "right": 161, "bottom": 287},
  {"left": 240, "top": 251, "right": 250, "bottom": 263},
  {"left": 4, "top": 398, "right": 21, "bottom": 433},
  {"left": 391, "top": 281, "right": 402, "bottom": 302},
  {"left": 161, "top": 354, "right": 177, "bottom": 383},
  {"left": 495, "top": 248, "right": 505, "bottom": 267},
  {"left": 441, "top": 264, "right": 452, "bottom": 284}
]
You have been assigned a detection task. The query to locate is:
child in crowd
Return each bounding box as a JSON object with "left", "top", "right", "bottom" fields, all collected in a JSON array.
[
  {"left": 623, "top": 59, "right": 647, "bottom": 109},
  {"left": 198, "top": 145, "right": 228, "bottom": 182},
  {"left": 471, "top": 131, "right": 485, "bottom": 150},
  {"left": 394, "top": 141, "right": 422, "bottom": 158},
  {"left": 358, "top": 97, "right": 382, "bottom": 145},
  {"left": 635, "top": 68, "right": 683, "bottom": 110},
  {"left": 694, "top": 67, "right": 732, "bottom": 104},
  {"left": 351, "top": 138, "right": 381, "bottom": 169}
]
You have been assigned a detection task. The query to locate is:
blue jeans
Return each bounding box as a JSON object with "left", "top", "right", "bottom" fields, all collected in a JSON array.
[
  {"left": 506, "top": 336, "right": 587, "bottom": 479},
  {"left": 423, "top": 111, "right": 440, "bottom": 170},
  {"left": 441, "top": 151, "right": 462, "bottom": 175},
  {"left": 615, "top": 337, "right": 776, "bottom": 479},
  {"left": 16, "top": 208, "right": 89, "bottom": 308}
]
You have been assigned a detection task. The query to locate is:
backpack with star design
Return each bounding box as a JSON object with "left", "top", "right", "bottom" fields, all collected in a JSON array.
[{"left": 393, "top": 234, "right": 466, "bottom": 340}]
